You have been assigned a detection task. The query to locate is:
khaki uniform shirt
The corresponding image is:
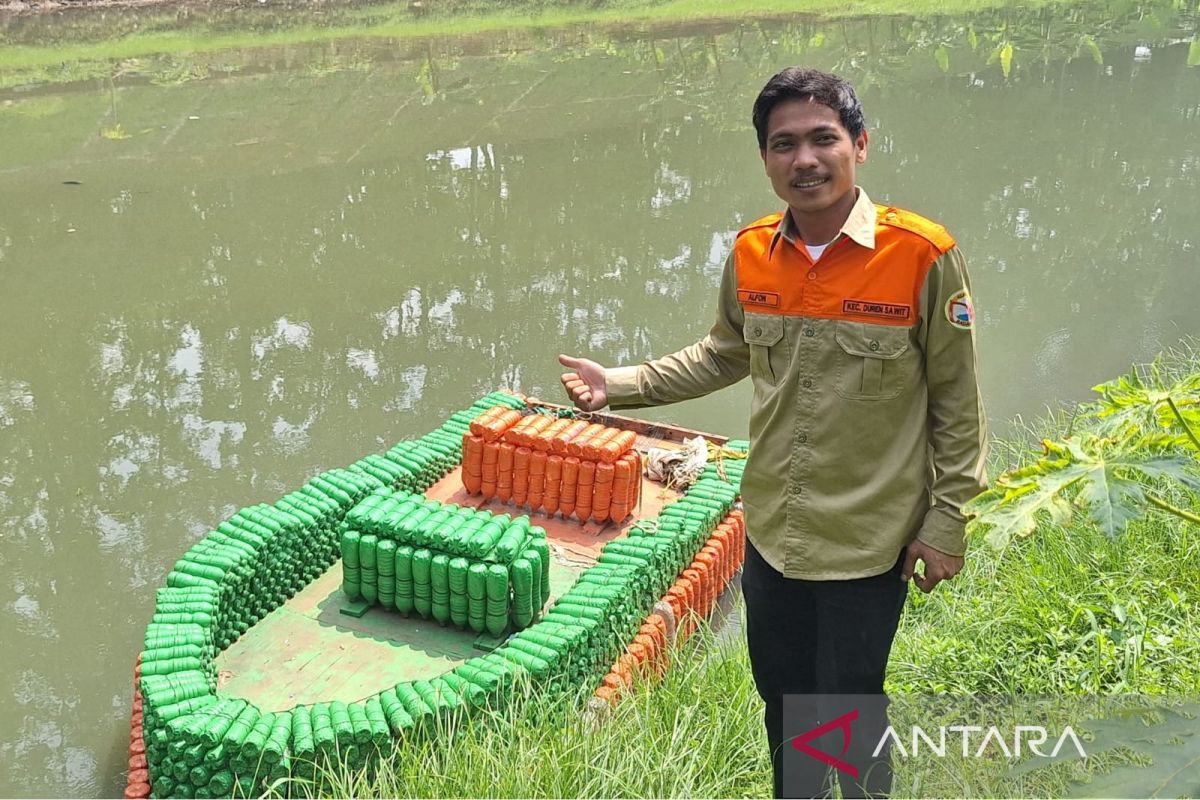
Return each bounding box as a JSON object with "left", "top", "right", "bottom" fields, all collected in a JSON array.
[{"left": 605, "top": 189, "right": 987, "bottom": 579}]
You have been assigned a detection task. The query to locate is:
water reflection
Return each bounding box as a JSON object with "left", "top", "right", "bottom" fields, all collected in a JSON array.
[{"left": 1, "top": 2, "right": 1199, "bottom": 795}]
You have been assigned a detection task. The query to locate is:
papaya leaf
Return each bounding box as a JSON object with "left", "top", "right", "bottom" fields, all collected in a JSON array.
[
  {"left": 1087, "top": 368, "right": 1200, "bottom": 444},
  {"left": 966, "top": 434, "right": 1200, "bottom": 548},
  {"left": 934, "top": 44, "right": 950, "bottom": 73}
]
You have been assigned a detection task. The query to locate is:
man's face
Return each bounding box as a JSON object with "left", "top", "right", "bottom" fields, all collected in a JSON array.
[{"left": 760, "top": 97, "right": 868, "bottom": 228}]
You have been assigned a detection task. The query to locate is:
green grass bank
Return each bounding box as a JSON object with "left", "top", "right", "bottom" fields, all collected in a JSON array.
[{"left": 0, "top": 0, "right": 1133, "bottom": 77}]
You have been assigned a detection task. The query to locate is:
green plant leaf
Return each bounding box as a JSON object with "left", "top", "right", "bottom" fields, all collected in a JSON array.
[
  {"left": 966, "top": 434, "right": 1200, "bottom": 547},
  {"left": 1000, "top": 41, "right": 1014, "bottom": 78},
  {"left": 967, "top": 25, "right": 978, "bottom": 52},
  {"left": 1189, "top": 40, "right": 1200, "bottom": 68},
  {"left": 1081, "top": 34, "right": 1104, "bottom": 65},
  {"left": 934, "top": 44, "right": 950, "bottom": 73},
  {"left": 1087, "top": 366, "right": 1200, "bottom": 444},
  {"left": 809, "top": 32, "right": 826, "bottom": 48}
]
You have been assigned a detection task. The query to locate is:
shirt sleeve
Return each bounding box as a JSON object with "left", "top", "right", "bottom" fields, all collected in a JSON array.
[
  {"left": 916, "top": 246, "right": 989, "bottom": 556},
  {"left": 605, "top": 251, "right": 750, "bottom": 410}
]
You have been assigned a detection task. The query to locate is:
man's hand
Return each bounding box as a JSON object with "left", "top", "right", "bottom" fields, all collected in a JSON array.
[
  {"left": 901, "top": 539, "right": 963, "bottom": 593},
  {"left": 558, "top": 354, "right": 608, "bottom": 412}
]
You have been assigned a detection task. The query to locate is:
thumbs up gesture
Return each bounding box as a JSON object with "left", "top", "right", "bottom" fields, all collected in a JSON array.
[{"left": 558, "top": 354, "right": 609, "bottom": 412}]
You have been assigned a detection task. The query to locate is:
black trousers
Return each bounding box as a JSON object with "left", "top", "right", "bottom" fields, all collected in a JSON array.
[{"left": 742, "top": 538, "right": 908, "bottom": 799}]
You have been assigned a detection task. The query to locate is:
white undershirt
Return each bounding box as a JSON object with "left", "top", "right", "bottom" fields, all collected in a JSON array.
[{"left": 805, "top": 242, "right": 829, "bottom": 262}]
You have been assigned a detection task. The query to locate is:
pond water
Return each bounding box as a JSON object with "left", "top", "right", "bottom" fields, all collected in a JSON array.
[{"left": 1, "top": 2, "right": 1197, "bottom": 795}]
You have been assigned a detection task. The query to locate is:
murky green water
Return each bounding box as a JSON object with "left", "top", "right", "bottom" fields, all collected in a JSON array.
[{"left": 1, "top": 2, "right": 1198, "bottom": 795}]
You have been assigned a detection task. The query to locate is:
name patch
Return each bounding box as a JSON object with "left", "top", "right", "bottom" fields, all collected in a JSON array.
[
  {"left": 737, "top": 289, "right": 781, "bottom": 308},
  {"left": 842, "top": 299, "right": 911, "bottom": 320}
]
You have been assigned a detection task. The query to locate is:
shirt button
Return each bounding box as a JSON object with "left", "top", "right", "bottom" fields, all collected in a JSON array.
[
  {"left": 802, "top": 378, "right": 812, "bottom": 388},
  {"left": 797, "top": 433, "right": 808, "bottom": 443},
  {"left": 753, "top": 326, "right": 762, "bottom": 336},
  {"left": 869, "top": 340, "right": 879, "bottom": 351},
  {"left": 804, "top": 328, "right": 815, "bottom": 337},
  {"left": 807, "top": 271, "right": 817, "bottom": 280}
]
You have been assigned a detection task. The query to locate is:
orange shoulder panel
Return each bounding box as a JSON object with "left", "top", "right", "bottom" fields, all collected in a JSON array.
[
  {"left": 737, "top": 212, "right": 784, "bottom": 239},
  {"left": 875, "top": 205, "right": 956, "bottom": 254}
]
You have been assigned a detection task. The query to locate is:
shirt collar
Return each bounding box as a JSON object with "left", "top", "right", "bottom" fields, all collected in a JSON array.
[{"left": 768, "top": 187, "right": 877, "bottom": 258}]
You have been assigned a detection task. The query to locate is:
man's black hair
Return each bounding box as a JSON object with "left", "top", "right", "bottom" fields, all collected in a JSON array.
[{"left": 752, "top": 67, "right": 866, "bottom": 149}]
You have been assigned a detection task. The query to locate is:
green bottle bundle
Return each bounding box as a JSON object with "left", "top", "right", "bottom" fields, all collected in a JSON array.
[
  {"left": 341, "top": 530, "right": 362, "bottom": 601},
  {"left": 430, "top": 553, "right": 451, "bottom": 626},
  {"left": 377, "top": 688, "right": 415, "bottom": 736},
  {"left": 363, "top": 696, "right": 390, "bottom": 748},
  {"left": 448, "top": 557, "right": 470, "bottom": 629},
  {"left": 290, "top": 706, "right": 316, "bottom": 781},
  {"left": 467, "top": 562, "right": 487, "bottom": 633},
  {"left": 377, "top": 539, "right": 396, "bottom": 608},
  {"left": 485, "top": 564, "right": 510, "bottom": 637},
  {"left": 510, "top": 558, "right": 535, "bottom": 629},
  {"left": 359, "top": 534, "right": 379, "bottom": 604},
  {"left": 394, "top": 545, "right": 415, "bottom": 614},
  {"left": 412, "top": 548, "right": 433, "bottom": 618},
  {"left": 394, "top": 683, "right": 435, "bottom": 732}
]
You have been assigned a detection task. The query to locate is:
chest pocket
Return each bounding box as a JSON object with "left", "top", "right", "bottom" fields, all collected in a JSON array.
[
  {"left": 833, "top": 321, "right": 913, "bottom": 400},
  {"left": 744, "top": 312, "right": 786, "bottom": 386}
]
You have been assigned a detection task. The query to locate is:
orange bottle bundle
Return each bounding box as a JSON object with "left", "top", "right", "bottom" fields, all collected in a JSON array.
[
  {"left": 701, "top": 543, "right": 724, "bottom": 587},
  {"left": 551, "top": 420, "right": 589, "bottom": 455},
  {"left": 591, "top": 462, "right": 615, "bottom": 523},
  {"left": 681, "top": 570, "right": 700, "bottom": 611},
  {"left": 665, "top": 586, "right": 688, "bottom": 634},
  {"left": 468, "top": 406, "right": 501, "bottom": 437},
  {"left": 693, "top": 554, "right": 716, "bottom": 612},
  {"left": 713, "top": 527, "right": 734, "bottom": 577},
  {"left": 575, "top": 460, "right": 596, "bottom": 521},
  {"left": 582, "top": 427, "right": 620, "bottom": 462},
  {"left": 567, "top": 424, "right": 605, "bottom": 458},
  {"left": 559, "top": 457, "right": 580, "bottom": 518},
  {"left": 480, "top": 441, "right": 501, "bottom": 499},
  {"left": 627, "top": 642, "right": 649, "bottom": 676},
  {"left": 508, "top": 415, "right": 555, "bottom": 447},
  {"left": 462, "top": 435, "right": 485, "bottom": 494},
  {"left": 543, "top": 455, "right": 563, "bottom": 516},
  {"left": 718, "top": 521, "right": 742, "bottom": 567},
  {"left": 595, "top": 685, "right": 619, "bottom": 706},
  {"left": 602, "top": 671, "right": 627, "bottom": 692},
  {"left": 501, "top": 415, "right": 533, "bottom": 447},
  {"left": 598, "top": 429, "right": 638, "bottom": 463},
  {"left": 473, "top": 407, "right": 523, "bottom": 442},
  {"left": 533, "top": 418, "right": 574, "bottom": 452},
  {"left": 617, "top": 653, "right": 638, "bottom": 684},
  {"left": 528, "top": 451, "right": 548, "bottom": 510},
  {"left": 512, "top": 446, "right": 532, "bottom": 506},
  {"left": 645, "top": 613, "right": 668, "bottom": 643},
  {"left": 609, "top": 454, "right": 638, "bottom": 522},
  {"left": 496, "top": 442, "right": 516, "bottom": 503}
]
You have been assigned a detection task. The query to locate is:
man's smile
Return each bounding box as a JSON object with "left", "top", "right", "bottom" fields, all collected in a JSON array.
[{"left": 791, "top": 175, "right": 830, "bottom": 189}]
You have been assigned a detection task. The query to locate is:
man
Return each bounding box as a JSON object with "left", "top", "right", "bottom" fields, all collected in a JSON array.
[{"left": 559, "top": 67, "right": 986, "bottom": 798}]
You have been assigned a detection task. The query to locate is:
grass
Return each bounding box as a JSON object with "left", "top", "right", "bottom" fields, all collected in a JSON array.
[
  {"left": 269, "top": 622, "right": 772, "bottom": 798},
  {"left": 279, "top": 345, "right": 1199, "bottom": 798}
]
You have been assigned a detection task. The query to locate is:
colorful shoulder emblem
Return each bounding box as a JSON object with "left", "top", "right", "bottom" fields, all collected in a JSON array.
[{"left": 945, "top": 289, "right": 975, "bottom": 330}]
